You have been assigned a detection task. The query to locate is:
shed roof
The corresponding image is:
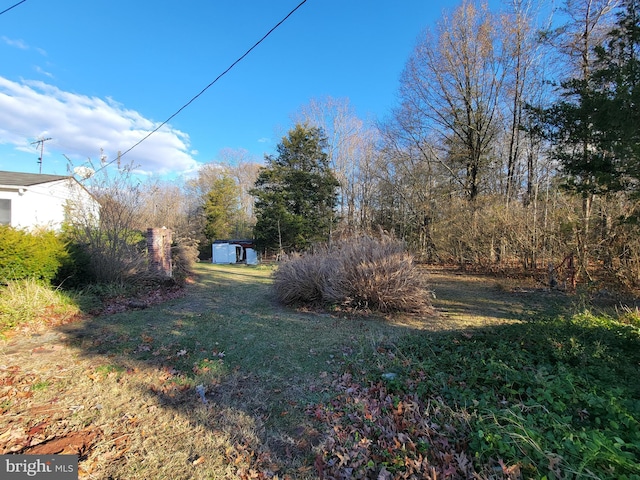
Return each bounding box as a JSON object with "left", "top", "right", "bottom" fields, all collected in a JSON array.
[
  {"left": 213, "top": 239, "right": 255, "bottom": 247},
  {"left": 0, "top": 170, "right": 69, "bottom": 187}
]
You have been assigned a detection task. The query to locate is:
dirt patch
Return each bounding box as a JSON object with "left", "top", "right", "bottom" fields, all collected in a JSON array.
[{"left": 23, "top": 426, "right": 101, "bottom": 456}]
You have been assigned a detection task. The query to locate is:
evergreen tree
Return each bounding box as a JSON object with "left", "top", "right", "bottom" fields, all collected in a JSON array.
[
  {"left": 251, "top": 124, "right": 339, "bottom": 253},
  {"left": 203, "top": 175, "right": 240, "bottom": 241},
  {"left": 526, "top": 0, "right": 620, "bottom": 278},
  {"left": 591, "top": 0, "right": 640, "bottom": 194},
  {"left": 533, "top": 0, "right": 639, "bottom": 198}
]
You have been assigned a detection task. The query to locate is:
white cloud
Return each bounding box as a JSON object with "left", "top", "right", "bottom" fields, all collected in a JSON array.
[
  {"left": 2, "top": 36, "right": 28, "bottom": 50},
  {"left": 33, "top": 66, "right": 53, "bottom": 78},
  {"left": 2, "top": 36, "right": 46, "bottom": 56},
  {"left": 0, "top": 76, "right": 201, "bottom": 177}
]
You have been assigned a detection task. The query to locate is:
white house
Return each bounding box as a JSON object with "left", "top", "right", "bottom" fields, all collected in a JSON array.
[{"left": 0, "top": 170, "right": 100, "bottom": 231}]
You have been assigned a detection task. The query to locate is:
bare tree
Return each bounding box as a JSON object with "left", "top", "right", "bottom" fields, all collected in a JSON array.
[
  {"left": 398, "top": 0, "right": 506, "bottom": 202},
  {"left": 376, "top": 117, "right": 441, "bottom": 260},
  {"left": 186, "top": 150, "right": 261, "bottom": 241},
  {"left": 293, "top": 97, "right": 378, "bottom": 232},
  {"left": 135, "top": 180, "right": 190, "bottom": 232},
  {"left": 66, "top": 156, "right": 147, "bottom": 283},
  {"left": 227, "top": 160, "right": 261, "bottom": 238},
  {"left": 498, "top": 0, "right": 550, "bottom": 203}
]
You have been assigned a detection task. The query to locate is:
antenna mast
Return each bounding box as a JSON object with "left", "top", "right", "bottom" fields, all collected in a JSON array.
[{"left": 31, "top": 137, "right": 52, "bottom": 174}]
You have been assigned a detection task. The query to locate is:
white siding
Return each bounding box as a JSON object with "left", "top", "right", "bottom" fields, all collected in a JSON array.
[{"left": 0, "top": 178, "right": 99, "bottom": 231}]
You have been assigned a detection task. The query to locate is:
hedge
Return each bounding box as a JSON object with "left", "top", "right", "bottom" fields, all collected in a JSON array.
[{"left": 0, "top": 225, "right": 68, "bottom": 284}]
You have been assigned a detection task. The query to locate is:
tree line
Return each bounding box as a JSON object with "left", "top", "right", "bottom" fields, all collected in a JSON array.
[{"left": 71, "top": 0, "right": 640, "bottom": 289}]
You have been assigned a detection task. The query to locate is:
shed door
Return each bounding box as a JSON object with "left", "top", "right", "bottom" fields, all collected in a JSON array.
[
  {"left": 212, "top": 243, "right": 235, "bottom": 264},
  {"left": 246, "top": 248, "right": 258, "bottom": 265}
]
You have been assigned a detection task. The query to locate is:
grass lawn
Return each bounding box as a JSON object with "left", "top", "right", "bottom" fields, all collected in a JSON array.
[{"left": 1, "top": 263, "right": 639, "bottom": 479}]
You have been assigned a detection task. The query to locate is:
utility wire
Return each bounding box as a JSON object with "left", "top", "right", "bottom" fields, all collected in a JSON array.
[
  {"left": 0, "top": 0, "right": 27, "bottom": 16},
  {"left": 93, "top": 0, "right": 308, "bottom": 176}
]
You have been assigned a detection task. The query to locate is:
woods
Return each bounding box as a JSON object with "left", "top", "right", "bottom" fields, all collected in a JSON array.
[
  {"left": 55, "top": 0, "right": 639, "bottom": 290},
  {"left": 272, "top": 0, "right": 638, "bottom": 289}
]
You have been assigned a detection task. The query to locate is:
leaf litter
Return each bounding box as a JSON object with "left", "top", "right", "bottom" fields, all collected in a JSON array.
[{"left": 308, "top": 372, "right": 479, "bottom": 479}]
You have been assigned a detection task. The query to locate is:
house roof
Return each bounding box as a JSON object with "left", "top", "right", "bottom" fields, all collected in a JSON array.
[{"left": 0, "top": 170, "right": 70, "bottom": 187}]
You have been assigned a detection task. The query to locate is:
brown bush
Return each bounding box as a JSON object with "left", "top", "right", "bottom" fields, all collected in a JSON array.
[
  {"left": 271, "top": 252, "right": 342, "bottom": 305},
  {"left": 171, "top": 239, "right": 199, "bottom": 285},
  {"left": 272, "top": 234, "right": 433, "bottom": 313}
]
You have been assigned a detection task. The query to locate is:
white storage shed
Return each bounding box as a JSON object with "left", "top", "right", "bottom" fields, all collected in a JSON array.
[{"left": 212, "top": 241, "right": 258, "bottom": 265}]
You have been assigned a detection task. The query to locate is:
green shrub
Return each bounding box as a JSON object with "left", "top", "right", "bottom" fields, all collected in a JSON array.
[
  {"left": 273, "top": 233, "right": 433, "bottom": 313},
  {"left": 54, "top": 240, "right": 96, "bottom": 288},
  {"left": 0, "top": 226, "right": 68, "bottom": 284}
]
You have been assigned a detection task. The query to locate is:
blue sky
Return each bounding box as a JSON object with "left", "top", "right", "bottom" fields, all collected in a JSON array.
[{"left": 1, "top": 0, "right": 489, "bottom": 179}]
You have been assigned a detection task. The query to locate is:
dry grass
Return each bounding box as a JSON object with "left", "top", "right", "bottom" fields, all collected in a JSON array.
[
  {"left": 271, "top": 253, "right": 342, "bottom": 305},
  {"left": 0, "top": 338, "right": 274, "bottom": 479},
  {"left": 171, "top": 239, "right": 199, "bottom": 285},
  {"left": 0, "top": 279, "right": 81, "bottom": 332},
  {"left": 273, "top": 234, "right": 434, "bottom": 313}
]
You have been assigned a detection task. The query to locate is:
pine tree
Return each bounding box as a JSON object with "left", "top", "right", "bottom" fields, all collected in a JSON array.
[
  {"left": 591, "top": 0, "right": 640, "bottom": 193},
  {"left": 251, "top": 124, "right": 339, "bottom": 253},
  {"left": 537, "top": 0, "right": 639, "bottom": 197},
  {"left": 203, "top": 175, "right": 239, "bottom": 241}
]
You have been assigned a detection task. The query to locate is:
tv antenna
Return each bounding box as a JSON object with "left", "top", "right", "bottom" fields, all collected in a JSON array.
[{"left": 31, "top": 137, "right": 52, "bottom": 174}]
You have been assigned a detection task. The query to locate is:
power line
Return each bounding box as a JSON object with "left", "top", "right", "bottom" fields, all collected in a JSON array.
[
  {"left": 0, "top": 0, "right": 27, "bottom": 16},
  {"left": 92, "top": 0, "right": 308, "bottom": 177}
]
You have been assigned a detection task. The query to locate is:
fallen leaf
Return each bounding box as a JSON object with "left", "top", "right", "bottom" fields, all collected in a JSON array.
[
  {"left": 27, "top": 421, "right": 49, "bottom": 437},
  {"left": 378, "top": 466, "right": 392, "bottom": 480},
  {"left": 0, "top": 426, "right": 29, "bottom": 453},
  {"left": 27, "top": 403, "right": 60, "bottom": 416}
]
